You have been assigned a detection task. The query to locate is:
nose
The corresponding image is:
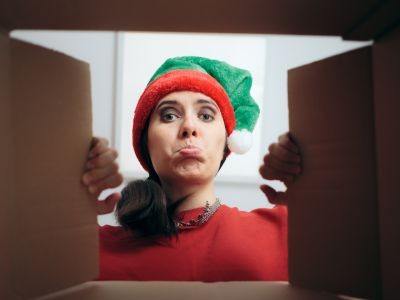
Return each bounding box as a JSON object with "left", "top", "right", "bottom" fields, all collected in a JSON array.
[{"left": 179, "top": 116, "right": 198, "bottom": 139}]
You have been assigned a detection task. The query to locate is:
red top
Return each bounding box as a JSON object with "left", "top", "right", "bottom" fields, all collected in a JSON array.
[{"left": 97, "top": 204, "right": 288, "bottom": 281}]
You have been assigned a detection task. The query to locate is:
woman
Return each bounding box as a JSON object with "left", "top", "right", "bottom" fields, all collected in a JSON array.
[{"left": 82, "top": 56, "right": 301, "bottom": 281}]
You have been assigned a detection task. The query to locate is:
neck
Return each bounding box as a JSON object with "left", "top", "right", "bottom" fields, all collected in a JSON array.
[{"left": 161, "top": 179, "right": 217, "bottom": 213}]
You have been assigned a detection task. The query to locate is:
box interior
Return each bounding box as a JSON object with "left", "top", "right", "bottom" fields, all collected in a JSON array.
[{"left": 1, "top": 1, "right": 399, "bottom": 299}]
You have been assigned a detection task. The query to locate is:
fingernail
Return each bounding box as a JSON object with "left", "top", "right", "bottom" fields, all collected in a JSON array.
[
  {"left": 89, "top": 185, "right": 96, "bottom": 194},
  {"left": 83, "top": 174, "right": 91, "bottom": 184}
]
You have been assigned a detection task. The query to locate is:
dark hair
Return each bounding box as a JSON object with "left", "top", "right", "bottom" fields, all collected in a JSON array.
[
  {"left": 116, "top": 179, "right": 177, "bottom": 238},
  {"left": 115, "top": 118, "right": 228, "bottom": 238}
]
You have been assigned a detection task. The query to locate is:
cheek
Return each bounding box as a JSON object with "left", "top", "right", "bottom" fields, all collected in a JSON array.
[
  {"left": 207, "top": 124, "right": 227, "bottom": 159},
  {"left": 147, "top": 123, "right": 175, "bottom": 168}
]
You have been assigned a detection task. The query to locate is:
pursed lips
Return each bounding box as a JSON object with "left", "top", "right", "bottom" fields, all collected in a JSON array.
[{"left": 176, "top": 144, "right": 202, "bottom": 157}]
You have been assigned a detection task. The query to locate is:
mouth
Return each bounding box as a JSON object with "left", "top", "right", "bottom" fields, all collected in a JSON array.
[{"left": 177, "top": 145, "right": 202, "bottom": 157}]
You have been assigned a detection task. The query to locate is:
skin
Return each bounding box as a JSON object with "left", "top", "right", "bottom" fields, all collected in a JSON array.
[
  {"left": 146, "top": 91, "right": 227, "bottom": 212},
  {"left": 259, "top": 132, "right": 302, "bottom": 205},
  {"left": 82, "top": 137, "right": 123, "bottom": 214}
]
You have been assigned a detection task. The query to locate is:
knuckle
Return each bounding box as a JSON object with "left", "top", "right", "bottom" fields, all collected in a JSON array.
[
  {"left": 258, "top": 164, "right": 265, "bottom": 174},
  {"left": 109, "top": 174, "right": 123, "bottom": 188},
  {"left": 99, "top": 137, "right": 108, "bottom": 146},
  {"left": 115, "top": 173, "right": 124, "bottom": 185},
  {"left": 110, "top": 162, "right": 119, "bottom": 172},
  {"left": 259, "top": 165, "right": 269, "bottom": 178},
  {"left": 269, "top": 156, "right": 282, "bottom": 169},
  {"left": 263, "top": 153, "right": 270, "bottom": 164},
  {"left": 111, "top": 149, "right": 119, "bottom": 159},
  {"left": 268, "top": 143, "right": 275, "bottom": 152},
  {"left": 89, "top": 159, "right": 99, "bottom": 168}
]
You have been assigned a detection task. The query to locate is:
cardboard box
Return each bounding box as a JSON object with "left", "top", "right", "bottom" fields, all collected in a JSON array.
[
  {"left": 1, "top": 1, "right": 399, "bottom": 299},
  {"left": 288, "top": 25, "right": 400, "bottom": 300}
]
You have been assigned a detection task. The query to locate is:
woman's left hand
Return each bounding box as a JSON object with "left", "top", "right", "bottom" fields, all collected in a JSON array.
[
  {"left": 82, "top": 137, "right": 123, "bottom": 215},
  {"left": 259, "top": 132, "right": 302, "bottom": 205}
]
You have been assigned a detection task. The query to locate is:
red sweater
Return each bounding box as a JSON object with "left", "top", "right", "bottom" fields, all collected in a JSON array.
[{"left": 98, "top": 204, "right": 288, "bottom": 281}]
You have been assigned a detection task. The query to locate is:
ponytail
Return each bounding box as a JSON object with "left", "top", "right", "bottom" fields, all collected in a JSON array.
[{"left": 116, "top": 177, "right": 177, "bottom": 237}]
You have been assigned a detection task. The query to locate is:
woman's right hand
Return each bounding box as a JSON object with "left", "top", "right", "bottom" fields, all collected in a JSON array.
[
  {"left": 82, "top": 137, "right": 123, "bottom": 215},
  {"left": 258, "top": 132, "right": 302, "bottom": 205}
]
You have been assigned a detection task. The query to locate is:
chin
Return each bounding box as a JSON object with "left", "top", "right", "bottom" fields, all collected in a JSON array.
[{"left": 172, "top": 166, "right": 214, "bottom": 185}]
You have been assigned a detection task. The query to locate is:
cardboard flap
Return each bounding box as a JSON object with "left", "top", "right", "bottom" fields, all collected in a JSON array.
[
  {"left": 8, "top": 39, "right": 97, "bottom": 299},
  {"left": 373, "top": 25, "right": 400, "bottom": 300},
  {"left": 344, "top": 0, "right": 400, "bottom": 40},
  {"left": 1, "top": 0, "right": 377, "bottom": 38},
  {"left": 38, "top": 281, "right": 344, "bottom": 300},
  {"left": 287, "top": 47, "right": 380, "bottom": 299},
  {"left": 0, "top": 30, "right": 13, "bottom": 300}
]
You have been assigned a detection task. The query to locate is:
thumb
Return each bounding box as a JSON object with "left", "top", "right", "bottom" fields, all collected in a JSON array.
[
  {"left": 260, "top": 184, "right": 288, "bottom": 206},
  {"left": 97, "top": 192, "right": 121, "bottom": 215}
]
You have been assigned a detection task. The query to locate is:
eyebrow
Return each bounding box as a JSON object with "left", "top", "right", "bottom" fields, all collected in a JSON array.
[
  {"left": 155, "top": 98, "right": 219, "bottom": 111},
  {"left": 196, "top": 99, "right": 219, "bottom": 110},
  {"left": 155, "top": 100, "right": 178, "bottom": 111}
]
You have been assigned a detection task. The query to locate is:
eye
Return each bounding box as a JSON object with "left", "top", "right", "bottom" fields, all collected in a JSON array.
[
  {"left": 160, "top": 109, "right": 180, "bottom": 122},
  {"left": 198, "top": 109, "right": 215, "bottom": 122}
]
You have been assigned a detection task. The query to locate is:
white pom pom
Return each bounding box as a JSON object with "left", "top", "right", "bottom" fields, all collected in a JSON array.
[{"left": 227, "top": 130, "right": 253, "bottom": 154}]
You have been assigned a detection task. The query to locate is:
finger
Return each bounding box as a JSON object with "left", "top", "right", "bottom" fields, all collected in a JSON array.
[
  {"left": 267, "top": 142, "right": 301, "bottom": 164},
  {"left": 90, "top": 136, "right": 99, "bottom": 148},
  {"left": 88, "top": 137, "right": 109, "bottom": 158},
  {"left": 88, "top": 173, "right": 124, "bottom": 196},
  {"left": 260, "top": 184, "right": 288, "bottom": 205},
  {"left": 259, "top": 162, "right": 295, "bottom": 183},
  {"left": 82, "top": 162, "right": 119, "bottom": 185},
  {"left": 86, "top": 148, "right": 118, "bottom": 170},
  {"left": 278, "top": 132, "right": 299, "bottom": 154},
  {"left": 97, "top": 192, "right": 121, "bottom": 215},
  {"left": 267, "top": 155, "right": 301, "bottom": 176}
]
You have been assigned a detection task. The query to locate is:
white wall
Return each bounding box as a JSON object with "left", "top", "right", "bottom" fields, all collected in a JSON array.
[{"left": 11, "top": 30, "right": 370, "bottom": 225}]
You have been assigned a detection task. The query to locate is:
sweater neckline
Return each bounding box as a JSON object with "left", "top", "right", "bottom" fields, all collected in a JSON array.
[{"left": 174, "top": 203, "right": 225, "bottom": 230}]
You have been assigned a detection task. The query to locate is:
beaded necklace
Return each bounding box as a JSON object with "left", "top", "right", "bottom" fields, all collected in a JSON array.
[{"left": 175, "top": 198, "right": 221, "bottom": 228}]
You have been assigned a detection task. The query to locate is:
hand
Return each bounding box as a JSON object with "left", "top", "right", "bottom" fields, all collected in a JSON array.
[
  {"left": 259, "top": 132, "right": 302, "bottom": 205},
  {"left": 82, "top": 137, "right": 123, "bottom": 215}
]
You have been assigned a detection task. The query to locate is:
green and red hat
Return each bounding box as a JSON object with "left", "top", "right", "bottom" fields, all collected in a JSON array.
[{"left": 132, "top": 56, "right": 260, "bottom": 171}]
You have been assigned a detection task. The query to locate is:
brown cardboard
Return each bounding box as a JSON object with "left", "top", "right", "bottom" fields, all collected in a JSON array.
[
  {"left": 373, "top": 25, "right": 400, "bottom": 300},
  {"left": 0, "top": 0, "right": 378, "bottom": 38},
  {"left": 0, "top": 30, "right": 13, "bottom": 300},
  {"left": 38, "top": 281, "right": 345, "bottom": 300},
  {"left": 4, "top": 38, "right": 97, "bottom": 299},
  {"left": 344, "top": 0, "right": 400, "bottom": 40},
  {"left": 287, "top": 47, "right": 380, "bottom": 299}
]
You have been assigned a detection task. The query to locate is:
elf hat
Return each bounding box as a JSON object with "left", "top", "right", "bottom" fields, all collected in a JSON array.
[{"left": 132, "top": 56, "right": 260, "bottom": 172}]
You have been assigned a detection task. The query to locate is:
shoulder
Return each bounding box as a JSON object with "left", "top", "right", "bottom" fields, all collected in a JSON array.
[
  {"left": 98, "top": 224, "right": 129, "bottom": 240},
  {"left": 215, "top": 204, "right": 288, "bottom": 247},
  {"left": 219, "top": 204, "right": 287, "bottom": 227}
]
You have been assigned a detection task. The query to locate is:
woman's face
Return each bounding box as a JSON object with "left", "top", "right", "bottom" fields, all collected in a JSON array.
[{"left": 147, "top": 91, "right": 226, "bottom": 186}]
